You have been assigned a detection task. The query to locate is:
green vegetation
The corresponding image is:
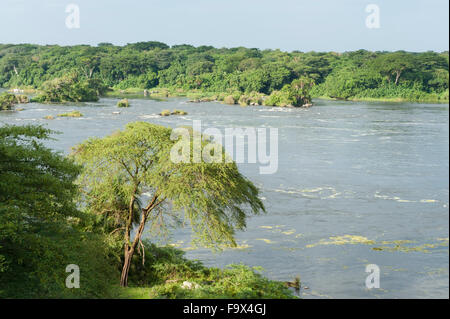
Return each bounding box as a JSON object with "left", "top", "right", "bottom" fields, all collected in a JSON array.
[
  {"left": 57, "top": 110, "right": 83, "bottom": 117},
  {"left": 0, "top": 92, "right": 29, "bottom": 110},
  {"left": 0, "top": 92, "right": 16, "bottom": 110},
  {"left": 0, "top": 125, "right": 113, "bottom": 298},
  {"left": 160, "top": 109, "right": 171, "bottom": 116},
  {"left": 264, "top": 77, "right": 314, "bottom": 107},
  {"left": 1, "top": 42, "right": 446, "bottom": 104},
  {"left": 159, "top": 108, "right": 187, "bottom": 116},
  {"left": 71, "top": 122, "right": 265, "bottom": 286},
  {"left": 31, "top": 72, "right": 107, "bottom": 103},
  {"left": 117, "top": 98, "right": 130, "bottom": 107},
  {"left": 311, "top": 50, "right": 449, "bottom": 102},
  {"left": 224, "top": 95, "right": 236, "bottom": 105},
  {"left": 171, "top": 109, "right": 188, "bottom": 115},
  {"left": 0, "top": 123, "right": 290, "bottom": 298},
  {"left": 116, "top": 243, "right": 294, "bottom": 299}
]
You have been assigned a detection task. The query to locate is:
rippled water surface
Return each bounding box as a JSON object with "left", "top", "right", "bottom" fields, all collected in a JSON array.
[{"left": 2, "top": 97, "right": 448, "bottom": 298}]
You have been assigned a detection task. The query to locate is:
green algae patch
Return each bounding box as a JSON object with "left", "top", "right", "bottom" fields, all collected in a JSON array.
[
  {"left": 372, "top": 238, "right": 449, "bottom": 253},
  {"left": 255, "top": 238, "right": 276, "bottom": 244},
  {"left": 306, "top": 235, "right": 375, "bottom": 248}
]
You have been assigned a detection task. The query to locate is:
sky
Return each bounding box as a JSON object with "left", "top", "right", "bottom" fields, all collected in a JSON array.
[{"left": 0, "top": 0, "right": 448, "bottom": 52}]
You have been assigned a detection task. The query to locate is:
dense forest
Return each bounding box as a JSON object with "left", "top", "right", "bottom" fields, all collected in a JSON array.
[{"left": 0, "top": 42, "right": 448, "bottom": 104}]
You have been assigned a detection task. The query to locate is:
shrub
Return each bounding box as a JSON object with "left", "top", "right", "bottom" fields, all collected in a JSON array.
[
  {"left": 171, "top": 109, "right": 187, "bottom": 115},
  {"left": 33, "top": 73, "right": 101, "bottom": 103},
  {"left": 117, "top": 99, "right": 130, "bottom": 107},
  {"left": 0, "top": 229, "right": 118, "bottom": 298},
  {"left": 124, "top": 242, "right": 295, "bottom": 299},
  {"left": 0, "top": 93, "right": 17, "bottom": 110},
  {"left": 223, "top": 95, "right": 236, "bottom": 105},
  {"left": 159, "top": 109, "right": 171, "bottom": 116}
]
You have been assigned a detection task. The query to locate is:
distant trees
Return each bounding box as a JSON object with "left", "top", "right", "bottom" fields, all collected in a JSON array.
[
  {"left": 370, "top": 52, "right": 415, "bottom": 85},
  {"left": 0, "top": 93, "right": 17, "bottom": 110},
  {"left": 0, "top": 43, "right": 447, "bottom": 102},
  {"left": 314, "top": 51, "right": 449, "bottom": 100},
  {"left": 125, "top": 41, "right": 170, "bottom": 51},
  {"left": 0, "top": 92, "right": 29, "bottom": 110},
  {"left": 33, "top": 73, "right": 107, "bottom": 103},
  {"left": 265, "top": 77, "right": 314, "bottom": 107}
]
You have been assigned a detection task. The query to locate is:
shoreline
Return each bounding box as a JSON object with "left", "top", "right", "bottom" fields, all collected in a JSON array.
[
  {"left": 105, "top": 88, "right": 450, "bottom": 105},
  {"left": 2, "top": 86, "right": 449, "bottom": 106}
]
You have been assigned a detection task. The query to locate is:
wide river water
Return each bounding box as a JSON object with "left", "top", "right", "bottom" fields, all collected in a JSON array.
[{"left": 1, "top": 96, "right": 448, "bottom": 298}]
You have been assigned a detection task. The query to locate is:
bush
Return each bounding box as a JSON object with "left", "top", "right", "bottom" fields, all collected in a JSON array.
[
  {"left": 33, "top": 73, "right": 102, "bottom": 103},
  {"left": 159, "top": 109, "right": 171, "bottom": 116},
  {"left": 0, "top": 228, "right": 118, "bottom": 298},
  {"left": 0, "top": 93, "right": 17, "bottom": 110},
  {"left": 117, "top": 99, "right": 130, "bottom": 107},
  {"left": 124, "top": 242, "right": 295, "bottom": 299},
  {"left": 223, "top": 95, "right": 236, "bottom": 105},
  {"left": 171, "top": 109, "right": 187, "bottom": 115}
]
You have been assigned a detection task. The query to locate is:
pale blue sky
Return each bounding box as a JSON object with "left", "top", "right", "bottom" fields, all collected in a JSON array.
[{"left": 0, "top": 0, "right": 448, "bottom": 52}]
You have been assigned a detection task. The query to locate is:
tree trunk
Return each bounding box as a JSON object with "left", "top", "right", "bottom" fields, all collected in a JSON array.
[
  {"left": 120, "top": 248, "right": 133, "bottom": 287},
  {"left": 394, "top": 70, "right": 401, "bottom": 85},
  {"left": 120, "top": 219, "right": 146, "bottom": 287},
  {"left": 120, "top": 193, "right": 161, "bottom": 287}
]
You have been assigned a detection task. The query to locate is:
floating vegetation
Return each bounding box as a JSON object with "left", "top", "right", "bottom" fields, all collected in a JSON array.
[
  {"left": 378, "top": 240, "right": 414, "bottom": 245},
  {"left": 57, "top": 111, "right": 83, "bottom": 117},
  {"left": 255, "top": 238, "right": 276, "bottom": 244},
  {"left": 306, "top": 235, "right": 375, "bottom": 248},
  {"left": 306, "top": 234, "right": 448, "bottom": 254},
  {"left": 374, "top": 192, "right": 439, "bottom": 204},
  {"left": 372, "top": 240, "right": 449, "bottom": 253},
  {"left": 44, "top": 115, "right": 54, "bottom": 120}
]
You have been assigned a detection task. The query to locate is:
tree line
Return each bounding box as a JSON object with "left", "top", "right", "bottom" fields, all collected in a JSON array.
[{"left": 0, "top": 42, "right": 448, "bottom": 103}]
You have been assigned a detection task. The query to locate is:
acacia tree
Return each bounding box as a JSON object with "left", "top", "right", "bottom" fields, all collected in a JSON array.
[
  {"left": 71, "top": 122, "right": 265, "bottom": 287},
  {"left": 371, "top": 52, "right": 415, "bottom": 85}
]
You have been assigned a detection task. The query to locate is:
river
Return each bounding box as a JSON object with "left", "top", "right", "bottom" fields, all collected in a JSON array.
[{"left": 1, "top": 96, "right": 448, "bottom": 298}]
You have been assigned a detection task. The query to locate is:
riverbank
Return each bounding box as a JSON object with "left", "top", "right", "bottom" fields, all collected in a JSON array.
[
  {"left": 3, "top": 85, "right": 448, "bottom": 107},
  {"left": 106, "top": 87, "right": 449, "bottom": 105},
  {"left": 313, "top": 95, "right": 449, "bottom": 104}
]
